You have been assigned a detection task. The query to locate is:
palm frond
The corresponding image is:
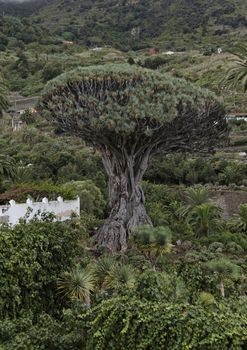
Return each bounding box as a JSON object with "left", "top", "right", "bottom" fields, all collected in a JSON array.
[{"left": 225, "top": 44, "right": 247, "bottom": 92}]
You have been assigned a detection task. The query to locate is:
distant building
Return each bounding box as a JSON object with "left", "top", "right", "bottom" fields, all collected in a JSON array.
[
  {"left": 0, "top": 197, "right": 80, "bottom": 226},
  {"left": 162, "top": 51, "right": 175, "bottom": 55},
  {"left": 226, "top": 113, "right": 247, "bottom": 121},
  {"left": 62, "top": 40, "right": 74, "bottom": 45},
  {"left": 90, "top": 47, "right": 103, "bottom": 51},
  {"left": 217, "top": 47, "right": 223, "bottom": 54}
]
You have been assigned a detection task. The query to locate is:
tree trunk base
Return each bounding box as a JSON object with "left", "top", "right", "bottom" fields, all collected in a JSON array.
[{"left": 96, "top": 197, "right": 152, "bottom": 252}]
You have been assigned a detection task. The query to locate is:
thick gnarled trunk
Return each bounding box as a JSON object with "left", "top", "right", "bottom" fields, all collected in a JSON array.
[{"left": 96, "top": 149, "right": 152, "bottom": 252}]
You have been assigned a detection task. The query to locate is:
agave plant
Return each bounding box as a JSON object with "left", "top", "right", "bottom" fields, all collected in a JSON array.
[
  {"left": 225, "top": 44, "right": 247, "bottom": 92},
  {"left": 57, "top": 267, "right": 96, "bottom": 307}
]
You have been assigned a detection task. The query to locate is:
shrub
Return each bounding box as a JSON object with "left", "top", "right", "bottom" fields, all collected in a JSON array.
[
  {"left": 62, "top": 180, "right": 106, "bottom": 218},
  {"left": 226, "top": 242, "right": 244, "bottom": 254},
  {"left": 81, "top": 297, "right": 247, "bottom": 350},
  {"left": 0, "top": 221, "right": 82, "bottom": 319},
  {"left": 136, "top": 271, "right": 189, "bottom": 303},
  {"left": 208, "top": 242, "right": 224, "bottom": 253},
  {"left": 42, "top": 63, "right": 63, "bottom": 82}
]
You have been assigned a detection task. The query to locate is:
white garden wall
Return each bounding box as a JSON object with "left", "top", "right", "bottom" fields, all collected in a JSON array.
[{"left": 0, "top": 197, "right": 80, "bottom": 226}]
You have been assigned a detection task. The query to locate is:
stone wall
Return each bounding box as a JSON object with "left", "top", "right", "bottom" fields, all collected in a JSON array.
[{"left": 210, "top": 190, "right": 247, "bottom": 218}]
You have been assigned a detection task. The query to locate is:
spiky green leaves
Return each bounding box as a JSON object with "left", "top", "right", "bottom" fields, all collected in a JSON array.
[
  {"left": 132, "top": 226, "right": 172, "bottom": 270},
  {"left": 39, "top": 64, "right": 227, "bottom": 155},
  {"left": 57, "top": 267, "right": 95, "bottom": 305},
  {"left": 225, "top": 44, "right": 247, "bottom": 92}
]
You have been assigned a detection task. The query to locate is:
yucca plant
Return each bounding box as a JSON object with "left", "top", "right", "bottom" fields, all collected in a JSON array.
[
  {"left": 57, "top": 267, "right": 96, "bottom": 307},
  {"left": 93, "top": 255, "right": 117, "bottom": 288},
  {"left": 225, "top": 44, "right": 247, "bottom": 92},
  {"left": 105, "top": 264, "right": 136, "bottom": 293},
  {"left": 132, "top": 225, "right": 172, "bottom": 271},
  {"left": 205, "top": 258, "right": 241, "bottom": 297}
]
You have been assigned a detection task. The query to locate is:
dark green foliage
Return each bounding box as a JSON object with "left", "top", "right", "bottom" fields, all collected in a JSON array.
[
  {"left": 42, "top": 63, "right": 63, "bottom": 82},
  {"left": 20, "top": 109, "right": 36, "bottom": 125},
  {"left": 62, "top": 180, "right": 107, "bottom": 218},
  {"left": 13, "top": 0, "right": 246, "bottom": 50},
  {"left": 138, "top": 56, "right": 168, "bottom": 70},
  {"left": 0, "top": 77, "right": 10, "bottom": 117},
  {"left": 0, "top": 312, "right": 84, "bottom": 350},
  {"left": 0, "top": 221, "right": 82, "bottom": 319},
  {"left": 81, "top": 297, "right": 247, "bottom": 350},
  {"left": 136, "top": 271, "right": 189, "bottom": 303}
]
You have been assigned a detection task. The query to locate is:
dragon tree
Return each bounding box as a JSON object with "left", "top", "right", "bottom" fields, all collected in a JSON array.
[{"left": 39, "top": 65, "right": 227, "bottom": 251}]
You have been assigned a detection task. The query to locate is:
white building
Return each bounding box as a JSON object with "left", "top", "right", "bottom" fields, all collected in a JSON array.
[{"left": 0, "top": 197, "right": 80, "bottom": 226}]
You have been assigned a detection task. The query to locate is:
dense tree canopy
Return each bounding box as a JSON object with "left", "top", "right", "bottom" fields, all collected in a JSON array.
[{"left": 39, "top": 64, "right": 227, "bottom": 251}]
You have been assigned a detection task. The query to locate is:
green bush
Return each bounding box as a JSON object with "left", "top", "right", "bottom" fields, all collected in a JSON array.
[
  {"left": 208, "top": 242, "right": 224, "bottom": 253},
  {"left": 0, "top": 311, "right": 83, "bottom": 350},
  {"left": 136, "top": 271, "right": 189, "bottom": 303},
  {"left": 81, "top": 297, "right": 247, "bottom": 350},
  {"left": 62, "top": 180, "right": 107, "bottom": 217},
  {"left": 200, "top": 232, "right": 247, "bottom": 251},
  {"left": 0, "top": 221, "right": 82, "bottom": 319}
]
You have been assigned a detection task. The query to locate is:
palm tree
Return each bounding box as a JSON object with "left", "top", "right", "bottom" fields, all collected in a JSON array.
[
  {"left": 0, "top": 76, "right": 9, "bottom": 117},
  {"left": 0, "top": 154, "right": 15, "bottom": 179},
  {"left": 187, "top": 203, "right": 224, "bottom": 236},
  {"left": 229, "top": 204, "right": 247, "bottom": 233},
  {"left": 205, "top": 258, "right": 241, "bottom": 297},
  {"left": 57, "top": 267, "right": 96, "bottom": 308},
  {"left": 177, "top": 186, "right": 210, "bottom": 218},
  {"left": 132, "top": 226, "right": 172, "bottom": 271},
  {"left": 225, "top": 44, "right": 247, "bottom": 92}
]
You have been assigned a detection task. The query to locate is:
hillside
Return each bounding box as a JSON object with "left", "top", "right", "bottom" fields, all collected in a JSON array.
[{"left": 1, "top": 0, "right": 247, "bottom": 49}]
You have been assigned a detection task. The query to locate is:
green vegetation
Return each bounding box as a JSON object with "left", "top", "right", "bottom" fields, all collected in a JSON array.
[
  {"left": 0, "top": 75, "right": 9, "bottom": 116},
  {"left": 1, "top": 188, "right": 247, "bottom": 348},
  {"left": 226, "top": 44, "right": 247, "bottom": 92},
  {"left": 4, "top": 0, "right": 245, "bottom": 50},
  {"left": 39, "top": 65, "right": 226, "bottom": 251},
  {"left": 0, "top": 0, "right": 247, "bottom": 348}
]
